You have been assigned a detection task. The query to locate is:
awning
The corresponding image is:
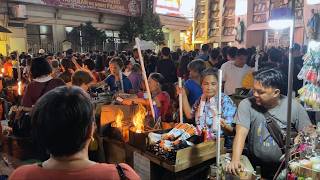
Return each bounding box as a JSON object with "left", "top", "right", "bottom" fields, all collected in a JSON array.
[
  {"left": 247, "top": 21, "right": 304, "bottom": 31},
  {"left": 0, "top": 26, "right": 12, "bottom": 33},
  {"left": 247, "top": 23, "right": 271, "bottom": 31}
]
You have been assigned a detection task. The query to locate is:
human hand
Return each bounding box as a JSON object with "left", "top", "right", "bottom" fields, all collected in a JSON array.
[
  {"left": 220, "top": 119, "right": 228, "bottom": 128},
  {"left": 175, "top": 85, "right": 186, "bottom": 96},
  {"left": 225, "top": 160, "right": 244, "bottom": 176}
]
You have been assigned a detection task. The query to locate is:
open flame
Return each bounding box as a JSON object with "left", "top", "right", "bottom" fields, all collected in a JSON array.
[
  {"left": 132, "top": 103, "right": 147, "bottom": 133},
  {"left": 0, "top": 68, "right": 4, "bottom": 77},
  {"left": 115, "top": 109, "right": 124, "bottom": 128}
]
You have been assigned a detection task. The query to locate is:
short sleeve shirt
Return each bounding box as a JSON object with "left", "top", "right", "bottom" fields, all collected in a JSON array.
[
  {"left": 9, "top": 163, "right": 140, "bottom": 180},
  {"left": 105, "top": 74, "right": 133, "bottom": 93},
  {"left": 22, "top": 78, "right": 65, "bottom": 107},
  {"left": 184, "top": 79, "right": 202, "bottom": 106},
  {"left": 235, "top": 96, "right": 312, "bottom": 162},
  {"left": 191, "top": 94, "right": 237, "bottom": 136}
]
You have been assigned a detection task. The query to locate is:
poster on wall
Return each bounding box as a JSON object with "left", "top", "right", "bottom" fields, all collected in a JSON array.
[
  {"left": 154, "top": 0, "right": 195, "bottom": 20},
  {"left": 15, "top": 0, "right": 141, "bottom": 16}
]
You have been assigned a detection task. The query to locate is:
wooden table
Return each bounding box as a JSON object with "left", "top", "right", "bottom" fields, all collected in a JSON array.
[{"left": 103, "top": 137, "right": 221, "bottom": 180}]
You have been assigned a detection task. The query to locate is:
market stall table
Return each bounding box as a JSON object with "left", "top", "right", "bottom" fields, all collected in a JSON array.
[{"left": 103, "top": 137, "right": 224, "bottom": 180}]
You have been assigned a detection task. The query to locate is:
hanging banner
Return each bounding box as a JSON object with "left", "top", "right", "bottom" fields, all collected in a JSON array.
[{"left": 15, "top": 0, "right": 141, "bottom": 16}]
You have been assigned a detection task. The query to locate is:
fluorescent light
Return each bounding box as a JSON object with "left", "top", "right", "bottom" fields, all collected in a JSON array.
[
  {"left": 307, "top": 0, "right": 320, "bottom": 5},
  {"left": 235, "top": 0, "right": 247, "bottom": 16},
  {"left": 268, "top": 19, "right": 293, "bottom": 29},
  {"left": 65, "top": 27, "right": 73, "bottom": 33}
]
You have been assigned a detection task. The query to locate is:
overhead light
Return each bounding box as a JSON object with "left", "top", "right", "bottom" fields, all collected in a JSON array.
[
  {"left": 268, "top": 7, "right": 293, "bottom": 29},
  {"left": 65, "top": 27, "right": 74, "bottom": 33},
  {"left": 269, "top": 19, "right": 293, "bottom": 29}
]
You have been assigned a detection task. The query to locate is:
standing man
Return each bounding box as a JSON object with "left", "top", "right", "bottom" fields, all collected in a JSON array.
[
  {"left": 156, "top": 47, "right": 177, "bottom": 83},
  {"left": 130, "top": 48, "right": 140, "bottom": 64},
  {"left": 196, "top": 44, "right": 210, "bottom": 61},
  {"left": 221, "top": 48, "right": 251, "bottom": 95},
  {"left": 226, "top": 68, "right": 311, "bottom": 179}
]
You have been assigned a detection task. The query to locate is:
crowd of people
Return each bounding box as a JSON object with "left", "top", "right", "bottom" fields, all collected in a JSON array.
[{"left": 0, "top": 42, "right": 312, "bottom": 179}]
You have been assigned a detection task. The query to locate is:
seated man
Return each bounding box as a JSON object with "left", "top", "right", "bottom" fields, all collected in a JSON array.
[{"left": 226, "top": 68, "right": 311, "bottom": 179}]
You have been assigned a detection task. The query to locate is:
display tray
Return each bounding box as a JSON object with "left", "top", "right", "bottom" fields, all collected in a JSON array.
[
  {"left": 144, "top": 139, "right": 224, "bottom": 173},
  {"left": 289, "top": 160, "right": 320, "bottom": 179},
  {"left": 144, "top": 129, "right": 225, "bottom": 172}
]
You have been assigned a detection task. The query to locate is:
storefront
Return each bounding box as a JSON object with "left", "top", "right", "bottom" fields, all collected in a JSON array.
[{"left": 0, "top": 0, "right": 143, "bottom": 55}]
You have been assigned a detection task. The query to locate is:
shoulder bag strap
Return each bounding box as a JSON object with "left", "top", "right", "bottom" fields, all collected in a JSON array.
[
  {"left": 115, "top": 164, "right": 126, "bottom": 180},
  {"left": 263, "top": 112, "right": 285, "bottom": 154}
]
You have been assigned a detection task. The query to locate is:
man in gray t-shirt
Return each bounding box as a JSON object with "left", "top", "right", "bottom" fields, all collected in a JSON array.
[{"left": 226, "top": 68, "right": 311, "bottom": 179}]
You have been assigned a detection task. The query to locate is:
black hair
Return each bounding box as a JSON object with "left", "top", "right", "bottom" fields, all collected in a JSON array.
[
  {"left": 267, "top": 48, "right": 283, "bottom": 64},
  {"left": 171, "top": 52, "right": 179, "bottom": 61},
  {"left": 31, "top": 86, "right": 94, "bottom": 157},
  {"left": 201, "top": 44, "right": 209, "bottom": 52},
  {"left": 222, "top": 46, "right": 230, "bottom": 59},
  {"left": 109, "top": 57, "right": 124, "bottom": 69},
  {"left": 109, "top": 51, "right": 115, "bottom": 57},
  {"left": 293, "top": 43, "right": 301, "bottom": 51},
  {"left": 72, "top": 70, "right": 94, "bottom": 86},
  {"left": 253, "top": 68, "right": 285, "bottom": 91},
  {"left": 161, "top": 47, "right": 171, "bottom": 57},
  {"left": 61, "top": 58, "right": 74, "bottom": 70},
  {"left": 179, "top": 55, "right": 192, "bottom": 77},
  {"left": 210, "top": 48, "right": 220, "bottom": 60},
  {"left": 187, "top": 59, "right": 206, "bottom": 73},
  {"left": 51, "top": 60, "right": 59, "bottom": 69},
  {"left": 237, "top": 48, "right": 248, "bottom": 56},
  {"left": 227, "top": 47, "right": 238, "bottom": 58},
  {"left": 59, "top": 70, "right": 73, "bottom": 83},
  {"left": 149, "top": 73, "right": 166, "bottom": 86},
  {"left": 30, "top": 57, "right": 52, "bottom": 79},
  {"left": 84, "top": 59, "right": 95, "bottom": 71},
  {"left": 200, "top": 68, "right": 219, "bottom": 84},
  {"left": 95, "top": 55, "right": 105, "bottom": 72}
]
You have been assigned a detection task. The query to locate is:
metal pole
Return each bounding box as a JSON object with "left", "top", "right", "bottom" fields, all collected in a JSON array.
[
  {"left": 285, "top": 0, "right": 296, "bottom": 173},
  {"left": 216, "top": 69, "right": 223, "bottom": 180},
  {"left": 80, "top": 29, "right": 83, "bottom": 53}
]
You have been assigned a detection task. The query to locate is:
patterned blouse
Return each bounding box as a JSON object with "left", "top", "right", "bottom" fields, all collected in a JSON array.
[{"left": 191, "top": 93, "right": 237, "bottom": 139}]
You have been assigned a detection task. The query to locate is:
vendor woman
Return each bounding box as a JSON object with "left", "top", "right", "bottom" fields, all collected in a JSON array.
[
  {"left": 180, "top": 68, "right": 236, "bottom": 148},
  {"left": 95, "top": 57, "right": 133, "bottom": 93},
  {"left": 121, "top": 73, "right": 171, "bottom": 128}
]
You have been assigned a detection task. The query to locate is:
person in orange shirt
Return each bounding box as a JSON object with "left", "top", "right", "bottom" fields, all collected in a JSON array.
[{"left": 10, "top": 86, "right": 140, "bottom": 180}]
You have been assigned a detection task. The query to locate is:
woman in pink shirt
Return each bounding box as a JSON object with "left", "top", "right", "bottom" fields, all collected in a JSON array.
[{"left": 10, "top": 86, "right": 140, "bottom": 180}]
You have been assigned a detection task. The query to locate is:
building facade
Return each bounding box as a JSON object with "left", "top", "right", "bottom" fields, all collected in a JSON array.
[
  {"left": 0, "top": 0, "right": 144, "bottom": 55},
  {"left": 194, "top": 0, "right": 320, "bottom": 49}
]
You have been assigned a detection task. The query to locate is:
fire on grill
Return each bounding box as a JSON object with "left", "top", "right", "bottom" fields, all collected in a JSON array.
[{"left": 103, "top": 103, "right": 153, "bottom": 144}]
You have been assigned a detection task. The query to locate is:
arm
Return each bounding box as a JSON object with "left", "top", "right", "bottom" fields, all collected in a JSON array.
[
  {"left": 220, "top": 119, "right": 234, "bottom": 135},
  {"left": 122, "top": 98, "right": 149, "bottom": 106},
  {"left": 226, "top": 125, "right": 249, "bottom": 175},
  {"left": 181, "top": 88, "right": 192, "bottom": 120}
]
